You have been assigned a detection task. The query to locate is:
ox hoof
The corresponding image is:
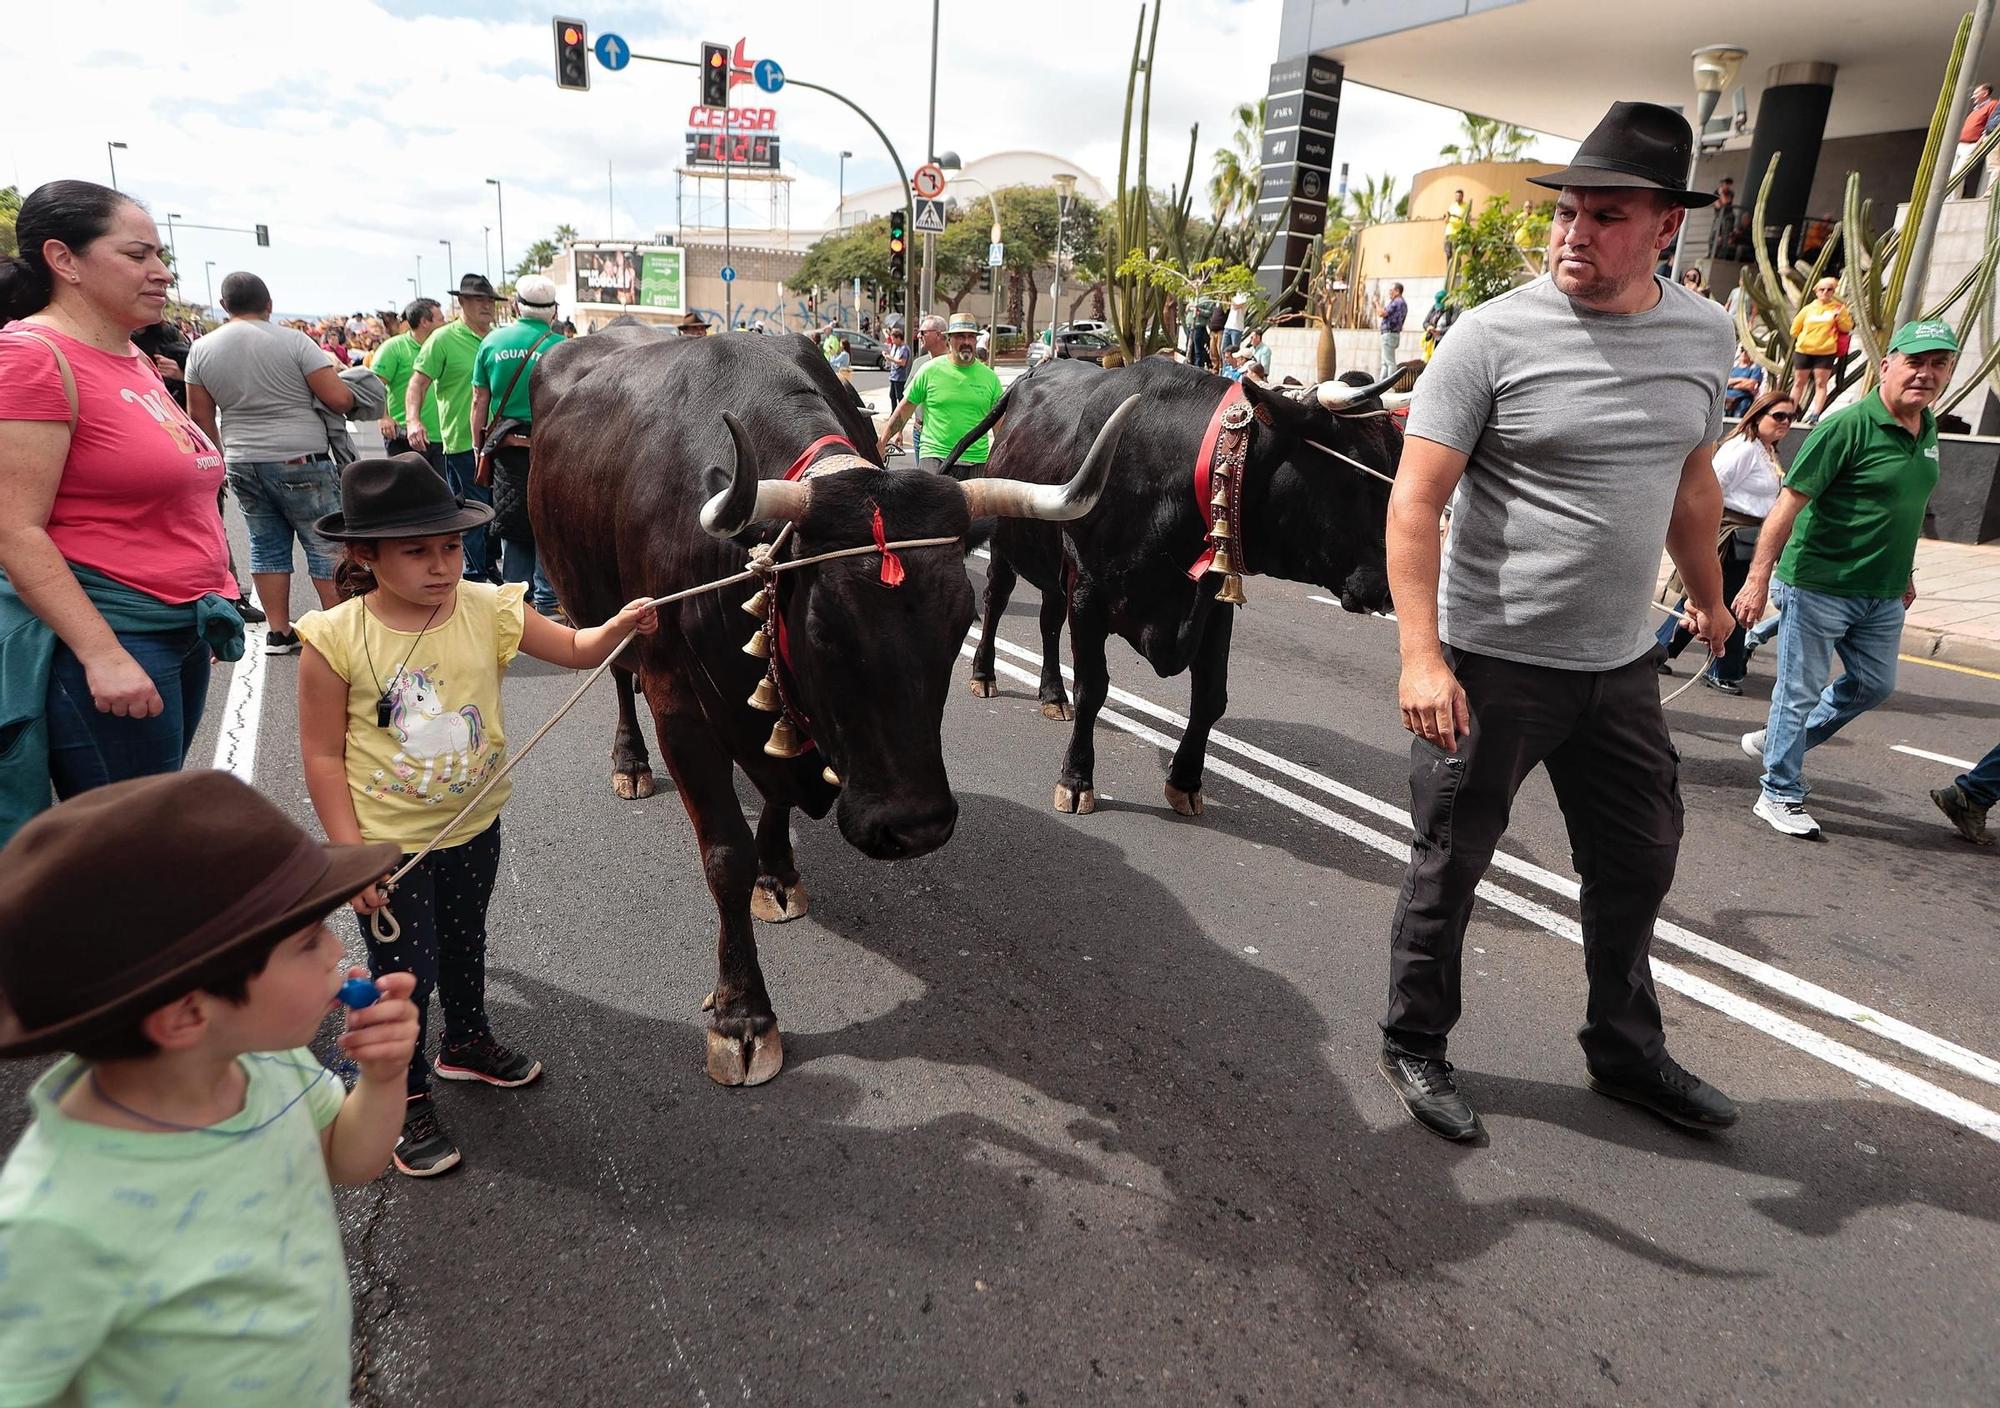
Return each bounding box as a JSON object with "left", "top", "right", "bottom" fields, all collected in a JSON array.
[
  {"left": 751, "top": 877, "right": 810, "bottom": 923},
  {"left": 968, "top": 677, "right": 999, "bottom": 699},
  {"left": 705, "top": 1026, "right": 785, "bottom": 1087},
  {"left": 1164, "top": 782, "right": 1205, "bottom": 817},
  {"left": 611, "top": 767, "right": 657, "bottom": 800},
  {"left": 1052, "top": 783, "right": 1097, "bottom": 815},
  {"left": 1040, "top": 700, "right": 1075, "bottom": 722}
]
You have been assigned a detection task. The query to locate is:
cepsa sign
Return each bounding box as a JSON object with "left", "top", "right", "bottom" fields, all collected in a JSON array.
[{"left": 687, "top": 106, "right": 778, "bottom": 130}]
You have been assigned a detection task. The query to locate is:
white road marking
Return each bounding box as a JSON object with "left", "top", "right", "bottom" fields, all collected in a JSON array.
[
  {"left": 1893, "top": 743, "right": 1977, "bottom": 770},
  {"left": 210, "top": 625, "right": 269, "bottom": 782},
  {"left": 971, "top": 629, "right": 2000, "bottom": 1103},
  {"left": 966, "top": 643, "right": 2000, "bottom": 1142}
]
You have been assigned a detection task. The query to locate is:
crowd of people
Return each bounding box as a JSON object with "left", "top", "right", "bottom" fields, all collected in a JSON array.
[{"left": 0, "top": 100, "right": 1996, "bottom": 1401}]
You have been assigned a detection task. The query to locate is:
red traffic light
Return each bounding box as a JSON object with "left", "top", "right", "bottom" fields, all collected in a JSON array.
[
  {"left": 563, "top": 26, "right": 580, "bottom": 43},
  {"left": 709, "top": 50, "right": 724, "bottom": 66}
]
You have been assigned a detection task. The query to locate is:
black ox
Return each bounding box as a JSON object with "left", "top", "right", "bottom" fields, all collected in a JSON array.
[
  {"left": 531, "top": 329, "right": 1136, "bottom": 1084},
  {"left": 953, "top": 358, "right": 1401, "bottom": 817}
]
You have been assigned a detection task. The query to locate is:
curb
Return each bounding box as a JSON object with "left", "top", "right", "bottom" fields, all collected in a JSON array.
[{"left": 1901, "top": 623, "right": 2000, "bottom": 676}]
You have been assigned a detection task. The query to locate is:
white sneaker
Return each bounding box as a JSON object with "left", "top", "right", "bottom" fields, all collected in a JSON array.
[
  {"left": 1754, "top": 794, "right": 1821, "bottom": 838},
  {"left": 1740, "top": 729, "right": 1766, "bottom": 760}
]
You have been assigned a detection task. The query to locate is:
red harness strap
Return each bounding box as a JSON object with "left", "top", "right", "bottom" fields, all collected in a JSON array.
[
  {"left": 1188, "top": 383, "right": 1247, "bottom": 581},
  {"left": 785, "top": 434, "right": 859, "bottom": 481}
]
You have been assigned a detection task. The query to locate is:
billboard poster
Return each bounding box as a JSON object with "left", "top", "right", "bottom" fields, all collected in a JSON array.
[{"left": 571, "top": 244, "right": 684, "bottom": 312}]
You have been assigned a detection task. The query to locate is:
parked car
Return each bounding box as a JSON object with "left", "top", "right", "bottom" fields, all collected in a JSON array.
[
  {"left": 829, "top": 327, "right": 886, "bottom": 369},
  {"left": 1027, "top": 329, "right": 1117, "bottom": 366},
  {"left": 1065, "top": 319, "right": 1111, "bottom": 336}
]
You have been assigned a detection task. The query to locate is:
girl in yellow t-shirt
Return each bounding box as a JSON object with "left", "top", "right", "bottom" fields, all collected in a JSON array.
[
  {"left": 295, "top": 454, "right": 655, "bottom": 1178},
  {"left": 1788, "top": 276, "right": 1855, "bottom": 426}
]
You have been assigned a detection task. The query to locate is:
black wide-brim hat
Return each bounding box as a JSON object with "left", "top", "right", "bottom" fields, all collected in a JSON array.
[
  {"left": 316, "top": 452, "right": 495, "bottom": 540},
  {"left": 453, "top": 273, "right": 501, "bottom": 301},
  {"left": 0, "top": 772, "right": 399, "bottom": 1057},
  {"left": 1528, "top": 100, "right": 1718, "bottom": 207}
]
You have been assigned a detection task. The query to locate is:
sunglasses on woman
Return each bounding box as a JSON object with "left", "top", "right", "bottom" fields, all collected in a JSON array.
[{"left": 1767, "top": 411, "right": 1795, "bottom": 423}]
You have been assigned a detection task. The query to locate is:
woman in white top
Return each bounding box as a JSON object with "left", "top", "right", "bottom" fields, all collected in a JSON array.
[{"left": 1657, "top": 389, "right": 1797, "bottom": 692}]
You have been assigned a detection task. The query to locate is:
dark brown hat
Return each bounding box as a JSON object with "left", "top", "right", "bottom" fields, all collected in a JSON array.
[
  {"left": 1528, "top": 101, "right": 1718, "bottom": 207},
  {"left": 0, "top": 772, "right": 399, "bottom": 1057},
  {"left": 453, "top": 273, "right": 501, "bottom": 301},
  {"left": 315, "top": 453, "right": 495, "bottom": 540}
]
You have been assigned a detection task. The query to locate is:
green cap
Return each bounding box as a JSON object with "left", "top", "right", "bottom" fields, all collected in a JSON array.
[{"left": 1888, "top": 319, "right": 1960, "bottom": 355}]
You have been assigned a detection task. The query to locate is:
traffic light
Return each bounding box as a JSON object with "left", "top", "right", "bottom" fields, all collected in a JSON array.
[
  {"left": 554, "top": 18, "right": 590, "bottom": 91},
  {"left": 701, "top": 42, "right": 729, "bottom": 107},
  {"left": 254, "top": 224, "right": 269, "bottom": 247},
  {"left": 887, "top": 208, "right": 907, "bottom": 281}
]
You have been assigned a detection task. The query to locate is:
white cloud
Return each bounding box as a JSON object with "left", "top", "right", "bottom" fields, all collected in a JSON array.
[{"left": 6, "top": 1, "right": 1571, "bottom": 314}]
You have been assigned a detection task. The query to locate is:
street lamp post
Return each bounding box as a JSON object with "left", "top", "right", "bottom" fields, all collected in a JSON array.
[
  {"left": 483, "top": 226, "right": 492, "bottom": 278},
  {"left": 106, "top": 141, "right": 127, "bottom": 189},
  {"left": 165, "top": 211, "right": 182, "bottom": 292},
  {"left": 1672, "top": 45, "right": 1747, "bottom": 277},
  {"left": 1050, "top": 172, "right": 1077, "bottom": 352},
  {"left": 486, "top": 178, "right": 506, "bottom": 284},
  {"left": 838, "top": 150, "right": 853, "bottom": 230},
  {"left": 944, "top": 169, "right": 1003, "bottom": 360},
  {"left": 203, "top": 260, "right": 216, "bottom": 319},
  {"left": 439, "top": 239, "right": 454, "bottom": 294},
  {"left": 415, "top": 254, "right": 423, "bottom": 300}
]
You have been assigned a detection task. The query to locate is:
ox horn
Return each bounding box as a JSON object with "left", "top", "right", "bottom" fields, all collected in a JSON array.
[
  {"left": 961, "top": 394, "right": 1142, "bottom": 522},
  {"left": 699, "top": 412, "right": 811, "bottom": 539},
  {"left": 1380, "top": 390, "right": 1414, "bottom": 410},
  {"left": 1314, "top": 370, "right": 1406, "bottom": 410}
]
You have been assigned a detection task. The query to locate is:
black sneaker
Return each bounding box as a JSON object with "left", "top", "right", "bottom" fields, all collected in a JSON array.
[
  {"left": 1378, "top": 1047, "right": 1484, "bottom": 1142},
  {"left": 263, "top": 628, "right": 301, "bottom": 656},
  {"left": 1930, "top": 784, "right": 1993, "bottom": 845},
  {"left": 1700, "top": 671, "right": 1744, "bottom": 696},
  {"left": 1586, "top": 1056, "right": 1739, "bottom": 1130},
  {"left": 393, "top": 1093, "right": 461, "bottom": 1177},
  {"left": 435, "top": 1034, "right": 543, "bottom": 1087},
  {"left": 233, "top": 596, "right": 266, "bottom": 625}
]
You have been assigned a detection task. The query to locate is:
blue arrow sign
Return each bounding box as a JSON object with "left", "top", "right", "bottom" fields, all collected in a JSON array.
[
  {"left": 720, "top": 265, "right": 737, "bottom": 283},
  {"left": 594, "top": 32, "right": 629, "bottom": 71},
  {"left": 754, "top": 58, "right": 785, "bottom": 94}
]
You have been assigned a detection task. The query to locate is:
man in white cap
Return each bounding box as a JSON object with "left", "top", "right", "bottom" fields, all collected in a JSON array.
[
  {"left": 470, "top": 275, "right": 566, "bottom": 615},
  {"left": 877, "top": 313, "right": 1002, "bottom": 473}
]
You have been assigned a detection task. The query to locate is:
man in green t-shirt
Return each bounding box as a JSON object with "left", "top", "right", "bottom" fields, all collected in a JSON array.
[
  {"left": 368, "top": 297, "right": 444, "bottom": 470},
  {"left": 1733, "top": 319, "right": 1957, "bottom": 839},
  {"left": 876, "top": 313, "right": 1004, "bottom": 472},
  {"left": 470, "top": 275, "right": 567, "bottom": 614},
  {"left": 407, "top": 273, "right": 501, "bottom": 579}
]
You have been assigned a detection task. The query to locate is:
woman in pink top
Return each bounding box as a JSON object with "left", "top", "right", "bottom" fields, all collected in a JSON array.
[{"left": 0, "top": 181, "right": 244, "bottom": 842}]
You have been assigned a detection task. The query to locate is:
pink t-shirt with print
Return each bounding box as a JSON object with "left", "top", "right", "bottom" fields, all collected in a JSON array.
[{"left": 0, "top": 324, "right": 235, "bottom": 604}]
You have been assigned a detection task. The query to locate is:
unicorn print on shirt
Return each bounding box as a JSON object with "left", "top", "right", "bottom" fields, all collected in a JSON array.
[{"left": 385, "top": 666, "right": 486, "bottom": 795}]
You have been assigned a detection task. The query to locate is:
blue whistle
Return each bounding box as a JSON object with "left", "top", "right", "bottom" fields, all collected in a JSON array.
[{"left": 337, "top": 977, "right": 380, "bottom": 1010}]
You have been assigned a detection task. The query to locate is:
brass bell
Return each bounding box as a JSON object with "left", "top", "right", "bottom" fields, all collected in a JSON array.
[
  {"left": 1216, "top": 572, "right": 1249, "bottom": 607},
  {"left": 741, "top": 587, "right": 769, "bottom": 619},
  {"left": 743, "top": 628, "right": 771, "bottom": 660},
  {"left": 821, "top": 765, "right": 842, "bottom": 786},
  {"left": 747, "top": 675, "right": 781, "bottom": 713},
  {"left": 1210, "top": 542, "right": 1237, "bottom": 577},
  {"left": 1209, "top": 515, "right": 1233, "bottom": 542},
  {"left": 1210, "top": 486, "right": 1231, "bottom": 513},
  {"left": 763, "top": 718, "right": 808, "bottom": 759}
]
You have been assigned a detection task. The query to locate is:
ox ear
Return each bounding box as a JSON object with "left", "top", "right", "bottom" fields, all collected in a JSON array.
[{"left": 1237, "top": 374, "right": 1320, "bottom": 432}]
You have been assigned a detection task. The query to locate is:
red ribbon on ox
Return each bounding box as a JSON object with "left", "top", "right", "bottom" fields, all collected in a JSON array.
[
  {"left": 869, "top": 503, "right": 906, "bottom": 587},
  {"left": 1188, "top": 382, "right": 1247, "bottom": 581}
]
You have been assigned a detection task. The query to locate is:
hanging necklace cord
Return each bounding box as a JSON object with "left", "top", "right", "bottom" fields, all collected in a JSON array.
[
  {"left": 361, "top": 597, "right": 445, "bottom": 728},
  {"left": 368, "top": 523, "right": 961, "bottom": 942}
]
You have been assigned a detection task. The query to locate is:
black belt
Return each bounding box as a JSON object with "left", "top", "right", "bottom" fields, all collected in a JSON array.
[{"left": 279, "top": 453, "right": 330, "bottom": 465}]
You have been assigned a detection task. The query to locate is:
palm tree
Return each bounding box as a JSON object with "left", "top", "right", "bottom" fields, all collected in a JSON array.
[
  {"left": 1345, "top": 172, "right": 1406, "bottom": 226},
  {"left": 1439, "top": 113, "right": 1534, "bottom": 164},
  {"left": 553, "top": 223, "right": 579, "bottom": 245},
  {"left": 1208, "top": 98, "right": 1265, "bottom": 224}
]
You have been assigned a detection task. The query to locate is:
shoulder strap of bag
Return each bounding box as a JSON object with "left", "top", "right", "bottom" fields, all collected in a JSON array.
[
  {"left": 495, "top": 329, "right": 559, "bottom": 423},
  {"left": 8, "top": 330, "right": 80, "bottom": 435}
]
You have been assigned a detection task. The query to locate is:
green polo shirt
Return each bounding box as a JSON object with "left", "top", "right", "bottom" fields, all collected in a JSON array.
[
  {"left": 369, "top": 332, "right": 441, "bottom": 441},
  {"left": 905, "top": 356, "right": 1004, "bottom": 464},
  {"left": 1778, "top": 392, "right": 1940, "bottom": 599},
  {"left": 410, "top": 320, "right": 485, "bottom": 454},
  {"left": 473, "top": 317, "right": 565, "bottom": 424}
]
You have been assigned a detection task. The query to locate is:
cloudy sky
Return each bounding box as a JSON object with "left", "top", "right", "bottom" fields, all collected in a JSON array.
[{"left": 7, "top": 1, "right": 1570, "bottom": 315}]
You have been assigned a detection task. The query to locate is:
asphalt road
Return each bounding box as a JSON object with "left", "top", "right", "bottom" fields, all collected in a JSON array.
[{"left": 6, "top": 537, "right": 1997, "bottom": 1406}]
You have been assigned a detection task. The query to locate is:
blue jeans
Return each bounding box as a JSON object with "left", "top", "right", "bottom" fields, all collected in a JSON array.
[
  {"left": 46, "top": 629, "right": 211, "bottom": 801},
  {"left": 1957, "top": 742, "right": 2000, "bottom": 807},
  {"left": 1758, "top": 585, "right": 1904, "bottom": 803},
  {"left": 226, "top": 457, "right": 340, "bottom": 577},
  {"left": 441, "top": 451, "right": 497, "bottom": 581},
  {"left": 500, "top": 537, "right": 558, "bottom": 614}
]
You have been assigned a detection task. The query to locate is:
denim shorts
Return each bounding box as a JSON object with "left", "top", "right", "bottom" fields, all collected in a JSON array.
[{"left": 227, "top": 457, "right": 340, "bottom": 577}]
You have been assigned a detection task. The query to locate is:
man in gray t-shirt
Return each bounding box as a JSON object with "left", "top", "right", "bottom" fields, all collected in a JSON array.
[
  {"left": 186, "top": 272, "right": 355, "bottom": 649},
  {"left": 1376, "top": 101, "right": 1741, "bottom": 1145}
]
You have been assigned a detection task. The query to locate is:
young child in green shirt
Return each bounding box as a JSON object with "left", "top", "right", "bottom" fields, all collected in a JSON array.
[{"left": 0, "top": 770, "right": 419, "bottom": 1407}]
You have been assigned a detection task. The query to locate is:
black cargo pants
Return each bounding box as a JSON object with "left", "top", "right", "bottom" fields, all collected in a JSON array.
[{"left": 1381, "top": 645, "right": 1683, "bottom": 1074}]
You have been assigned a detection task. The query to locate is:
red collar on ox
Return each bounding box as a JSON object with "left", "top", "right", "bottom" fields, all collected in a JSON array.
[{"left": 1188, "top": 383, "right": 1260, "bottom": 582}]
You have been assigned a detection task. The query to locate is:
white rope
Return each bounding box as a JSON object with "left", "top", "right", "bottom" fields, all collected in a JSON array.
[
  {"left": 1301, "top": 436, "right": 1397, "bottom": 487},
  {"left": 367, "top": 524, "right": 960, "bottom": 942},
  {"left": 1648, "top": 598, "right": 1724, "bottom": 705}
]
